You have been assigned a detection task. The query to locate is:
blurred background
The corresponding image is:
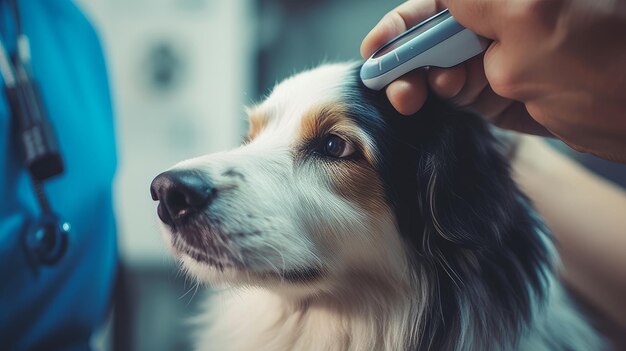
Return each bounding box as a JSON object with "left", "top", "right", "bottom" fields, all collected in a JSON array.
[{"left": 68, "top": 1, "right": 625, "bottom": 350}]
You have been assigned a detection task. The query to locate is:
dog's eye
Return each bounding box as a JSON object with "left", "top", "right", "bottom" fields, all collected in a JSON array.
[{"left": 323, "top": 135, "right": 355, "bottom": 158}]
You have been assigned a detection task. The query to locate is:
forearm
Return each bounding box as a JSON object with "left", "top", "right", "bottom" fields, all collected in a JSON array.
[{"left": 512, "top": 136, "right": 626, "bottom": 329}]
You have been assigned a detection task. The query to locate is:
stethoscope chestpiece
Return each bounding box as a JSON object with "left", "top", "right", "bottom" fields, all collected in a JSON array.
[
  {"left": 23, "top": 213, "right": 70, "bottom": 266},
  {"left": 3, "top": 1, "right": 71, "bottom": 269}
]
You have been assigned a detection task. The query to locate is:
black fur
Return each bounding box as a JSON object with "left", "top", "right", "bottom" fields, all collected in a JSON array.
[{"left": 343, "top": 66, "right": 551, "bottom": 350}]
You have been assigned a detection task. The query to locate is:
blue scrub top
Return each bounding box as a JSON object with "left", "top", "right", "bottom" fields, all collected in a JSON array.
[{"left": 0, "top": 0, "right": 117, "bottom": 350}]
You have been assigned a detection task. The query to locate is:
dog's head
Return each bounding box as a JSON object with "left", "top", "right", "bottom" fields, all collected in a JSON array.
[
  {"left": 151, "top": 62, "right": 550, "bottom": 347},
  {"left": 150, "top": 64, "right": 406, "bottom": 293}
]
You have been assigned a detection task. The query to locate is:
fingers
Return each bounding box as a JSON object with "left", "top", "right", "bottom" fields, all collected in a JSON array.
[
  {"left": 449, "top": 55, "right": 488, "bottom": 106},
  {"left": 361, "top": 0, "right": 445, "bottom": 58},
  {"left": 383, "top": 55, "right": 484, "bottom": 116},
  {"left": 360, "top": 0, "right": 453, "bottom": 116},
  {"left": 434, "top": 57, "right": 551, "bottom": 137},
  {"left": 427, "top": 65, "right": 466, "bottom": 98},
  {"left": 386, "top": 69, "right": 428, "bottom": 116}
]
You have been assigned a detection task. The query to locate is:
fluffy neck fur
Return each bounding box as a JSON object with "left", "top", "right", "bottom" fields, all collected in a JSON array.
[
  {"left": 196, "top": 268, "right": 422, "bottom": 351},
  {"left": 196, "top": 258, "right": 601, "bottom": 351}
]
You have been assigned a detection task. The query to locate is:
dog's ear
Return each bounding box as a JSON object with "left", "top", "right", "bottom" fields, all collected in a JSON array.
[
  {"left": 381, "top": 99, "right": 534, "bottom": 249},
  {"left": 417, "top": 115, "right": 520, "bottom": 249},
  {"left": 383, "top": 100, "right": 531, "bottom": 250},
  {"left": 351, "top": 73, "right": 551, "bottom": 349},
  {"left": 384, "top": 99, "right": 551, "bottom": 349}
]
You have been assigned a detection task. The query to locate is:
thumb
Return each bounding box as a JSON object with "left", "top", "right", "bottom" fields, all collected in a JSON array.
[
  {"left": 441, "top": 0, "right": 503, "bottom": 40},
  {"left": 361, "top": 0, "right": 445, "bottom": 58}
]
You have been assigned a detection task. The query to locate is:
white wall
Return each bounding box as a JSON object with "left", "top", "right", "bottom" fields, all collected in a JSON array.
[{"left": 75, "top": 0, "right": 255, "bottom": 265}]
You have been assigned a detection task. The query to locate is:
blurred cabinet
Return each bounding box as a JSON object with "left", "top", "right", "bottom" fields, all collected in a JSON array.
[{"left": 76, "top": 0, "right": 255, "bottom": 266}]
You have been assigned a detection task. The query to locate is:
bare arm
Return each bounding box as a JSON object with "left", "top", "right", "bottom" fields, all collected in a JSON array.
[{"left": 512, "top": 136, "right": 626, "bottom": 329}]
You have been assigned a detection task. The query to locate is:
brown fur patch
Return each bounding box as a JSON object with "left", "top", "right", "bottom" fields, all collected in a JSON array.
[
  {"left": 297, "top": 103, "right": 388, "bottom": 215},
  {"left": 299, "top": 103, "right": 378, "bottom": 165},
  {"left": 324, "top": 159, "right": 388, "bottom": 216},
  {"left": 246, "top": 107, "right": 269, "bottom": 141}
]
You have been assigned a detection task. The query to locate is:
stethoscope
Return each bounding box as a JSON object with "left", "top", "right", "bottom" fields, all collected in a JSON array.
[{"left": 0, "top": 0, "right": 70, "bottom": 267}]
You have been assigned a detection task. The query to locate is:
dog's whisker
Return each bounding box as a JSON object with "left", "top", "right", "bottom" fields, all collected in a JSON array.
[
  {"left": 179, "top": 280, "right": 198, "bottom": 300},
  {"left": 186, "top": 281, "right": 201, "bottom": 306}
]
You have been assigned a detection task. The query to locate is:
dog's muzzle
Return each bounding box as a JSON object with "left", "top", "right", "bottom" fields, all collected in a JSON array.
[{"left": 150, "top": 169, "right": 214, "bottom": 227}]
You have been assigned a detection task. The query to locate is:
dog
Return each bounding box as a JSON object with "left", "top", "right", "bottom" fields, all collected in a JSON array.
[{"left": 150, "top": 63, "right": 603, "bottom": 350}]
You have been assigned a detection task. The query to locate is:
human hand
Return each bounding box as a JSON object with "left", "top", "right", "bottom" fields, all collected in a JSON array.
[{"left": 361, "top": 0, "right": 626, "bottom": 163}]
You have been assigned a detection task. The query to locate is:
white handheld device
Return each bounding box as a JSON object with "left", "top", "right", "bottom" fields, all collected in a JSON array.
[{"left": 360, "top": 9, "right": 489, "bottom": 91}]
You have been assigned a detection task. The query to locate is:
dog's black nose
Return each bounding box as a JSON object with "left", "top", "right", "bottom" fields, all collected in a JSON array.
[{"left": 150, "top": 170, "right": 214, "bottom": 225}]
